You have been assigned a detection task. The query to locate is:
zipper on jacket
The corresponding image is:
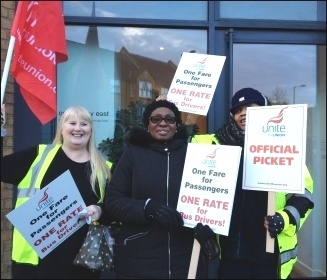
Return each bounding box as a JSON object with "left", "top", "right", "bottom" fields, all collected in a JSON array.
[
  {"left": 123, "top": 231, "right": 148, "bottom": 245},
  {"left": 166, "top": 150, "right": 172, "bottom": 279}
]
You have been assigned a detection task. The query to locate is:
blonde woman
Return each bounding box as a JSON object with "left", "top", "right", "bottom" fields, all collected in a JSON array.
[{"left": 1, "top": 105, "right": 111, "bottom": 279}]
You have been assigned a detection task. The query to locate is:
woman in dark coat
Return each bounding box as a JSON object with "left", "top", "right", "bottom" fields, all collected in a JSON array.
[{"left": 105, "top": 99, "right": 218, "bottom": 279}]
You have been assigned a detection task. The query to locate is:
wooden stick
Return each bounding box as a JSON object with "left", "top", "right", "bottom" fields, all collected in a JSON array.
[
  {"left": 266, "top": 191, "right": 276, "bottom": 253},
  {"left": 187, "top": 238, "right": 201, "bottom": 279}
]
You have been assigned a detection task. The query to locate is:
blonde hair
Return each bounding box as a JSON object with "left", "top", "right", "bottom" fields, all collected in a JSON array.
[{"left": 52, "top": 105, "right": 111, "bottom": 199}]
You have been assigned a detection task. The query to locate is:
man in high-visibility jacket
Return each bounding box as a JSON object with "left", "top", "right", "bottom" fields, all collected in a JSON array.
[{"left": 190, "top": 88, "right": 314, "bottom": 279}]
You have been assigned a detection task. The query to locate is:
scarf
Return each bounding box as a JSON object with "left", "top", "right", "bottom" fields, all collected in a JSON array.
[{"left": 215, "top": 115, "right": 245, "bottom": 147}]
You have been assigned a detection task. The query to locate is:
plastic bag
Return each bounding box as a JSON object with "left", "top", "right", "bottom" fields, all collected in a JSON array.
[{"left": 73, "top": 221, "right": 115, "bottom": 271}]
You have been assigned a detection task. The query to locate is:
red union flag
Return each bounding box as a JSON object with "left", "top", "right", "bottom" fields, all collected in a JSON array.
[{"left": 10, "top": 1, "right": 68, "bottom": 124}]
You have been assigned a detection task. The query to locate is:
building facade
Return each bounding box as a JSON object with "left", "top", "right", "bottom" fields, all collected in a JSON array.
[{"left": 1, "top": 1, "right": 326, "bottom": 279}]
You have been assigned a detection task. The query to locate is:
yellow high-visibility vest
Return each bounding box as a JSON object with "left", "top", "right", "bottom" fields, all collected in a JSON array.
[{"left": 12, "top": 144, "right": 111, "bottom": 264}]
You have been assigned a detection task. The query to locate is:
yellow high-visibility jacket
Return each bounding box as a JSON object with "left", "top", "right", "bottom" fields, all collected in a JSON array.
[{"left": 12, "top": 144, "right": 112, "bottom": 265}]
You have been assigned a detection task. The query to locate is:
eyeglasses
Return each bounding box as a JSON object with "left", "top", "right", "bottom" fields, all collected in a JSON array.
[{"left": 149, "top": 114, "right": 176, "bottom": 125}]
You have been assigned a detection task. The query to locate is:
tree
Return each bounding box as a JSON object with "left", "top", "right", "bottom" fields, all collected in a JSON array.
[
  {"left": 268, "top": 86, "right": 289, "bottom": 105},
  {"left": 98, "top": 100, "right": 147, "bottom": 169}
]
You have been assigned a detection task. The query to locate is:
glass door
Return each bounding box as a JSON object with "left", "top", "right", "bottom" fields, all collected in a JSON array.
[{"left": 232, "top": 42, "right": 326, "bottom": 277}]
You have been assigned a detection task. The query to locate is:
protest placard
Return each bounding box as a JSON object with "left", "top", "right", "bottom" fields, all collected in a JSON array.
[
  {"left": 243, "top": 104, "right": 307, "bottom": 194},
  {"left": 177, "top": 143, "right": 241, "bottom": 236},
  {"left": 6, "top": 170, "right": 87, "bottom": 258},
  {"left": 167, "top": 52, "right": 226, "bottom": 116}
]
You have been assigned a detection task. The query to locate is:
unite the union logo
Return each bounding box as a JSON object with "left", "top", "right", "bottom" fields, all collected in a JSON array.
[
  {"left": 262, "top": 107, "right": 288, "bottom": 137},
  {"left": 35, "top": 188, "right": 54, "bottom": 211},
  {"left": 202, "top": 147, "right": 218, "bottom": 168},
  {"left": 193, "top": 57, "right": 208, "bottom": 71}
]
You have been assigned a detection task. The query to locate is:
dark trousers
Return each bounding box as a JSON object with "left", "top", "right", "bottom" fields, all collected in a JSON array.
[
  {"left": 12, "top": 261, "right": 37, "bottom": 279},
  {"left": 218, "top": 258, "right": 278, "bottom": 279}
]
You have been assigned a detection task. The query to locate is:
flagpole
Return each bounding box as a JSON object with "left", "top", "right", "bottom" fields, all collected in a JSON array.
[
  {"left": 1, "top": 36, "right": 15, "bottom": 106},
  {"left": 1, "top": 1, "right": 21, "bottom": 106}
]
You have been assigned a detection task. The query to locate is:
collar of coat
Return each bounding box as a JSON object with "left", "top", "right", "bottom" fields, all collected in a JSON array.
[{"left": 129, "top": 124, "right": 198, "bottom": 148}]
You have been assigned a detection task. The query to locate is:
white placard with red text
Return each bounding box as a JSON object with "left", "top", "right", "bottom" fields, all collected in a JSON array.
[
  {"left": 243, "top": 104, "right": 307, "bottom": 193},
  {"left": 167, "top": 52, "right": 226, "bottom": 116},
  {"left": 6, "top": 170, "right": 87, "bottom": 258},
  {"left": 177, "top": 143, "right": 242, "bottom": 236}
]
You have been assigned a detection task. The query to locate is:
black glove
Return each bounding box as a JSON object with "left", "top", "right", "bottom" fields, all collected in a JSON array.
[
  {"left": 265, "top": 212, "right": 285, "bottom": 238},
  {"left": 144, "top": 199, "right": 184, "bottom": 231},
  {"left": 194, "top": 223, "right": 219, "bottom": 260}
]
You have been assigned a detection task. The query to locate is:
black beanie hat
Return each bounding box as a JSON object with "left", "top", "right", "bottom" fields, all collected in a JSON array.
[
  {"left": 230, "top": 87, "right": 268, "bottom": 114},
  {"left": 143, "top": 100, "right": 181, "bottom": 127}
]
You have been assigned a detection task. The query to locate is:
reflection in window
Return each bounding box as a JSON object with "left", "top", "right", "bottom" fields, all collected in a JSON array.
[
  {"left": 63, "top": 1, "right": 207, "bottom": 20},
  {"left": 161, "top": 88, "right": 169, "bottom": 96},
  {"left": 138, "top": 107, "right": 144, "bottom": 119},
  {"left": 111, "top": 79, "right": 121, "bottom": 93},
  {"left": 233, "top": 43, "right": 326, "bottom": 191},
  {"left": 139, "top": 81, "right": 152, "bottom": 99},
  {"left": 233, "top": 44, "right": 316, "bottom": 106},
  {"left": 220, "top": 1, "right": 322, "bottom": 21},
  {"left": 59, "top": 25, "right": 207, "bottom": 166}
]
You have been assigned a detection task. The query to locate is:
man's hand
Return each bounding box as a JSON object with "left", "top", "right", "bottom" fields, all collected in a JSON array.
[{"left": 264, "top": 212, "right": 285, "bottom": 238}]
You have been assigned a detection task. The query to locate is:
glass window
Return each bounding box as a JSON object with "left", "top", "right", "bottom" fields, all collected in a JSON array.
[
  {"left": 58, "top": 26, "right": 207, "bottom": 164},
  {"left": 233, "top": 44, "right": 316, "bottom": 106},
  {"left": 233, "top": 43, "right": 326, "bottom": 178},
  {"left": 233, "top": 46, "right": 326, "bottom": 276},
  {"left": 63, "top": 1, "right": 207, "bottom": 20},
  {"left": 139, "top": 81, "right": 152, "bottom": 99},
  {"left": 220, "top": 1, "right": 324, "bottom": 21},
  {"left": 161, "top": 88, "right": 169, "bottom": 95}
]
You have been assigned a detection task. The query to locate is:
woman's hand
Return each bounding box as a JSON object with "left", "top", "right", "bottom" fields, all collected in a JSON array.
[
  {"left": 155, "top": 94, "right": 166, "bottom": 101},
  {"left": 85, "top": 205, "right": 102, "bottom": 222}
]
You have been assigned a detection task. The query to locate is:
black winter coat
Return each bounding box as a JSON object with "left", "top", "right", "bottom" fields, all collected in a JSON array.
[{"left": 105, "top": 127, "right": 206, "bottom": 279}]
